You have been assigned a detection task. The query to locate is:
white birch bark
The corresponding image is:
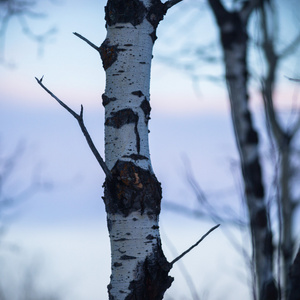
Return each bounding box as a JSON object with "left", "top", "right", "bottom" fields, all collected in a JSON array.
[{"left": 100, "top": 1, "right": 178, "bottom": 299}]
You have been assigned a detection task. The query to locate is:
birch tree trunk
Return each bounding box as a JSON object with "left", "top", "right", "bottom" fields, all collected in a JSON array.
[
  {"left": 100, "top": 1, "right": 178, "bottom": 299},
  {"left": 258, "top": 2, "right": 300, "bottom": 293},
  {"left": 208, "top": 1, "right": 277, "bottom": 299}
]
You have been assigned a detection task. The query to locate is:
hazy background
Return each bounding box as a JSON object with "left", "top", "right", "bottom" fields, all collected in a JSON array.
[{"left": 0, "top": 0, "right": 299, "bottom": 299}]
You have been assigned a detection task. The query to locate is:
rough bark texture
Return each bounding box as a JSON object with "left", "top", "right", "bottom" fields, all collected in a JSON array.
[
  {"left": 101, "top": 1, "right": 173, "bottom": 299},
  {"left": 208, "top": 1, "right": 277, "bottom": 299}
]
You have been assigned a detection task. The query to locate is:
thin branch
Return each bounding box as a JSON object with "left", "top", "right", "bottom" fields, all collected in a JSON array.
[
  {"left": 35, "top": 76, "right": 112, "bottom": 180},
  {"left": 170, "top": 224, "right": 220, "bottom": 266},
  {"left": 285, "top": 76, "right": 300, "bottom": 83},
  {"left": 164, "top": 0, "right": 183, "bottom": 10},
  {"left": 73, "top": 32, "right": 99, "bottom": 52}
]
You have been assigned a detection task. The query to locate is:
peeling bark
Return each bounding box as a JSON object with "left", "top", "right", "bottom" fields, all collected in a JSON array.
[{"left": 208, "top": 1, "right": 277, "bottom": 299}]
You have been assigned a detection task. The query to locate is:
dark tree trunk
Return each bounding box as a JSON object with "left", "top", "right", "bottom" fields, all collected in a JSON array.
[{"left": 208, "top": 1, "right": 278, "bottom": 299}]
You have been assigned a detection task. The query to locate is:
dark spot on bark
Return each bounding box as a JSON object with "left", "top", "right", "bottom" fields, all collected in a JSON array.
[
  {"left": 126, "top": 232, "right": 131, "bottom": 235},
  {"left": 105, "top": 0, "right": 146, "bottom": 27},
  {"left": 146, "top": 234, "right": 155, "bottom": 240},
  {"left": 120, "top": 255, "right": 137, "bottom": 260},
  {"left": 255, "top": 207, "right": 268, "bottom": 228},
  {"left": 124, "top": 44, "right": 133, "bottom": 46},
  {"left": 151, "top": 225, "right": 159, "bottom": 229},
  {"left": 242, "top": 112, "right": 259, "bottom": 145},
  {"left": 123, "top": 154, "right": 148, "bottom": 161},
  {"left": 102, "top": 94, "right": 117, "bottom": 107},
  {"left": 105, "top": 109, "right": 138, "bottom": 129},
  {"left": 263, "top": 231, "right": 274, "bottom": 257},
  {"left": 105, "top": 109, "right": 140, "bottom": 153},
  {"left": 132, "top": 217, "right": 138, "bottom": 221},
  {"left": 103, "top": 161, "right": 162, "bottom": 216},
  {"left": 140, "top": 98, "right": 151, "bottom": 124},
  {"left": 146, "top": 0, "right": 166, "bottom": 29},
  {"left": 114, "top": 238, "right": 129, "bottom": 242},
  {"left": 139, "top": 61, "right": 146, "bottom": 64},
  {"left": 246, "top": 128, "right": 259, "bottom": 145},
  {"left": 244, "top": 159, "right": 264, "bottom": 199},
  {"left": 100, "top": 39, "right": 121, "bottom": 70},
  {"left": 132, "top": 90, "right": 144, "bottom": 97},
  {"left": 218, "top": 12, "right": 248, "bottom": 51},
  {"left": 125, "top": 241, "right": 173, "bottom": 300},
  {"left": 260, "top": 279, "right": 278, "bottom": 300},
  {"left": 114, "top": 262, "right": 123, "bottom": 267},
  {"left": 149, "top": 31, "right": 157, "bottom": 43}
]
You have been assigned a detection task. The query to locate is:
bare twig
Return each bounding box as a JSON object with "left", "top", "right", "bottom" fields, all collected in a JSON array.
[
  {"left": 170, "top": 224, "right": 220, "bottom": 266},
  {"left": 73, "top": 32, "right": 99, "bottom": 52},
  {"left": 285, "top": 76, "right": 300, "bottom": 83},
  {"left": 35, "top": 76, "right": 112, "bottom": 180},
  {"left": 162, "top": 228, "right": 200, "bottom": 300}
]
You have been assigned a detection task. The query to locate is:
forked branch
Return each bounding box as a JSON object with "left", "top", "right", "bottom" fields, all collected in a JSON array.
[
  {"left": 170, "top": 224, "right": 220, "bottom": 266},
  {"left": 35, "top": 76, "right": 112, "bottom": 180}
]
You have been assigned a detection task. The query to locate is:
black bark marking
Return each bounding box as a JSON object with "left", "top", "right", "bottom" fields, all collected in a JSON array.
[
  {"left": 104, "top": 161, "right": 162, "bottom": 217},
  {"left": 146, "top": 234, "right": 155, "bottom": 240},
  {"left": 146, "top": 1, "right": 167, "bottom": 44},
  {"left": 105, "top": 0, "right": 146, "bottom": 27},
  {"left": 105, "top": 109, "right": 140, "bottom": 154},
  {"left": 244, "top": 159, "right": 264, "bottom": 199},
  {"left": 100, "top": 39, "right": 122, "bottom": 70},
  {"left": 134, "top": 118, "right": 140, "bottom": 153},
  {"left": 246, "top": 128, "right": 259, "bottom": 145},
  {"left": 146, "top": 0, "right": 166, "bottom": 29},
  {"left": 218, "top": 13, "right": 248, "bottom": 51},
  {"left": 120, "top": 255, "right": 137, "bottom": 260},
  {"left": 140, "top": 98, "right": 151, "bottom": 124},
  {"left": 255, "top": 207, "right": 268, "bottom": 228},
  {"left": 102, "top": 94, "right": 117, "bottom": 107},
  {"left": 123, "top": 154, "right": 148, "bottom": 161},
  {"left": 260, "top": 280, "right": 278, "bottom": 300},
  {"left": 125, "top": 241, "right": 173, "bottom": 300},
  {"left": 131, "top": 90, "right": 144, "bottom": 97},
  {"left": 114, "top": 262, "right": 123, "bottom": 267},
  {"left": 114, "top": 238, "right": 129, "bottom": 242},
  {"left": 243, "top": 112, "right": 259, "bottom": 145},
  {"left": 105, "top": 109, "right": 138, "bottom": 129},
  {"left": 149, "top": 31, "right": 157, "bottom": 44}
]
